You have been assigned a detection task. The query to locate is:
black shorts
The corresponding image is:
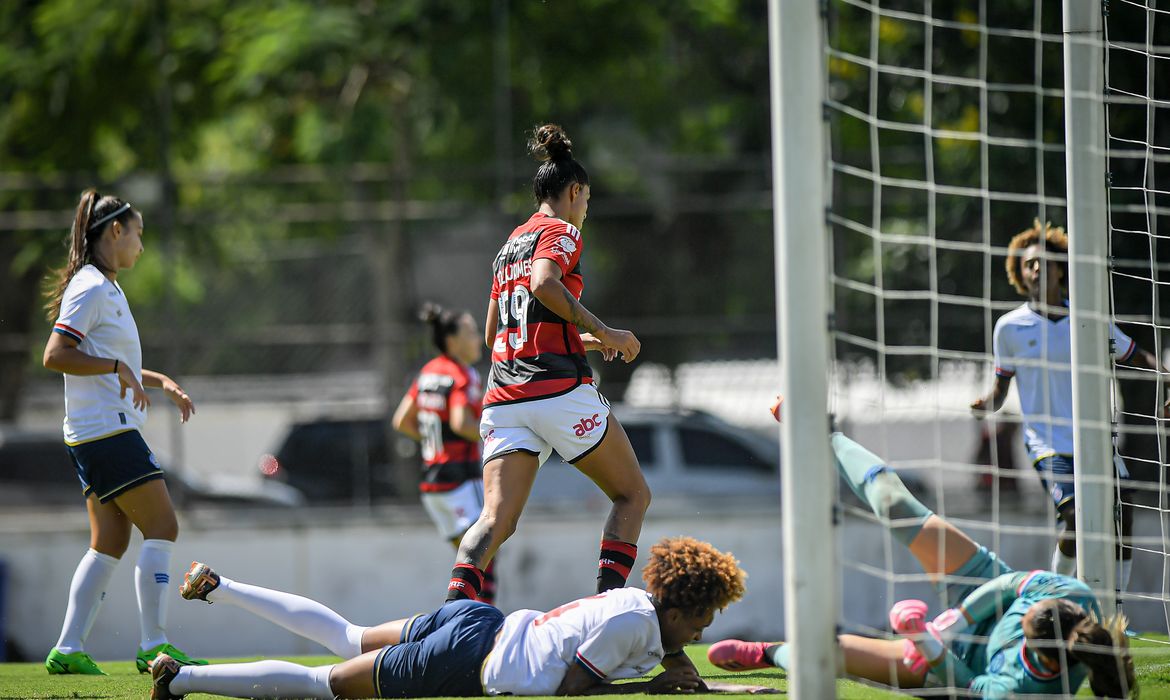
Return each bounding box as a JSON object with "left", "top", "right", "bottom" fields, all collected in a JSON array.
[
  {"left": 374, "top": 600, "right": 504, "bottom": 698},
  {"left": 67, "top": 430, "right": 164, "bottom": 503}
]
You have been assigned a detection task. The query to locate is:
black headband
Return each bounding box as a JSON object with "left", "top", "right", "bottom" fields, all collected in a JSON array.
[{"left": 88, "top": 202, "right": 132, "bottom": 233}]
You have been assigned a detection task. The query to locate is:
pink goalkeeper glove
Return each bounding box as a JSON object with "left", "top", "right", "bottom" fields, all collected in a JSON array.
[{"left": 929, "top": 607, "right": 970, "bottom": 645}]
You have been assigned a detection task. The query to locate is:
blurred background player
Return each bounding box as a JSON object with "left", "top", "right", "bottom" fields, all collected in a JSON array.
[
  {"left": 970, "top": 221, "right": 1167, "bottom": 600},
  {"left": 392, "top": 303, "right": 498, "bottom": 604},
  {"left": 151, "top": 537, "right": 770, "bottom": 699},
  {"left": 444, "top": 124, "right": 650, "bottom": 604},
  {"left": 710, "top": 429, "right": 1135, "bottom": 698},
  {"left": 41, "top": 190, "right": 205, "bottom": 675}
]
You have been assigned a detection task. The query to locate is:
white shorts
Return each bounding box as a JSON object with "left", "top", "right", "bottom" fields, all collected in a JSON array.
[
  {"left": 420, "top": 479, "right": 484, "bottom": 540},
  {"left": 480, "top": 384, "right": 611, "bottom": 465}
]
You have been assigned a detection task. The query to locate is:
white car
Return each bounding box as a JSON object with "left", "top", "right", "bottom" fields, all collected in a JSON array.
[{"left": 526, "top": 405, "right": 781, "bottom": 508}]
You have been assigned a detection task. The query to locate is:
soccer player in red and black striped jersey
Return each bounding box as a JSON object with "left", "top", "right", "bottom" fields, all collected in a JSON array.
[
  {"left": 443, "top": 124, "right": 651, "bottom": 604},
  {"left": 392, "top": 304, "right": 499, "bottom": 604}
]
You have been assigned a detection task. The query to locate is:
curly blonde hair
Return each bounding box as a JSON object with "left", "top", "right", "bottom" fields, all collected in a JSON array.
[
  {"left": 1005, "top": 219, "right": 1069, "bottom": 296},
  {"left": 641, "top": 536, "right": 746, "bottom": 615}
]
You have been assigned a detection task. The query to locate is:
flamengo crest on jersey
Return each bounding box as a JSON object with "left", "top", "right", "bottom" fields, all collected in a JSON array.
[
  {"left": 53, "top": 265, "right": 146, "bottom": 444},
  {"left": 485, "top": 212, "right": 592, "bottom": 406},
  {"left": 481, "top": 588, "right": 665, "bottom": 696},
  {"left": 408, "top": 355, "right": 482, "bottom": 491}
]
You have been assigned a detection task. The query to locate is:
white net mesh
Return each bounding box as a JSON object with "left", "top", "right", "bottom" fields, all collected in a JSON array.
[
  {"left": 1106, "top": 0, "right": 1170, "bottom": 640},
  {"left": 822, "top": 0, "right": 1162, "bottom": 694}
]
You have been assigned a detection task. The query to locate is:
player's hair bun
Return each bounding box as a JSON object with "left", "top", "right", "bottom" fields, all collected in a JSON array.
[
  {"left": 528, "top": 124, "right": 573, "bottom": 162},
  {"left": 418, "top": 302, "right": 443, "bottom": 324}
]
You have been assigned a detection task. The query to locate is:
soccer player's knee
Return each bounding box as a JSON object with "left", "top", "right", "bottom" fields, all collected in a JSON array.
[{"left": 866, "top": 470, "right": 927, "bottom": 523}]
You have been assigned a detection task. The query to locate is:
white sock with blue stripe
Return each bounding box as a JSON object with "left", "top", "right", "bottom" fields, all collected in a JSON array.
[
  {"left": 170, "top": 660, "right": 334, "bottom": 698},
  {"left": 136, "top": 538, "right": 174, "bottom": 650}
]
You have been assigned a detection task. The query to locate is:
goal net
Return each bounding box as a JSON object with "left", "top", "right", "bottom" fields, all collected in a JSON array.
[{"left": 780, "top": 0, "right": 1170, "bottom": 695}]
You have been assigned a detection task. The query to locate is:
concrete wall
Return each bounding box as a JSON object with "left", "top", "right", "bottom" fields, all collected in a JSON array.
[{"left": 4, "top": 500, "right": 1167, "bottom": 663}]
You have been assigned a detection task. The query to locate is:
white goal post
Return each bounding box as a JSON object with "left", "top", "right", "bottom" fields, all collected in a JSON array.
[{"left": 769, "top": 0, "right": 838, "bottom": 698}]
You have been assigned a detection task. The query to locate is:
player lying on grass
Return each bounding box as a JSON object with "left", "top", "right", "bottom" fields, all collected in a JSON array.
[
  {"left": 151, "top": 536, "right": 776, "bottom": 698},
  {"left": 709, "top": 400, "right": 1135, "bottom": 698}
]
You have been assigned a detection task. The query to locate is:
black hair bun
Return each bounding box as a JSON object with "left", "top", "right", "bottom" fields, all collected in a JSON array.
[
  {"left": 418, "top": 302, "right": 443, "bottom": 324},
  {"left": 528, "top": 124, "right": 573, "bottom": 162}
]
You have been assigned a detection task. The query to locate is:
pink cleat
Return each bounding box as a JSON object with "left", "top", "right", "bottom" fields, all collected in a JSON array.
[
  {"left": 707, "top": 639, "right": 773, "bottom": 671},
  {"left": 889, "top": 599, "right": 929, "bottom": 636}
]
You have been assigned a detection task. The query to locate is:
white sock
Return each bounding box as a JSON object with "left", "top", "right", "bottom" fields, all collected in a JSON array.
[
  {"left": 54, "top": 549, "right": 119, "bottom": 653},
  {"left": 136, "top": 539, "right": 174, "bottom": 650},
  {"left": 1052, "top": 548, "right": 1077, "bottom": 576},
  {"left": 1118, "top": 558, "right": 1133, "bottom": 593},
  {"left": 170, "top": 660, "right": 334, "bottom": 698},
  {"left": 208, "top": 575, "right": 366, "bottom": 658}
]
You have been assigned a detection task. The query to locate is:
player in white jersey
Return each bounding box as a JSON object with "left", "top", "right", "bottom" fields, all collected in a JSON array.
[
  {"left": 971, "top": 221, "right": 1167, "bottom": 596},
  {"left": 150, "top": 537, "right": 775, "bottom": 699},
  {"left": 41, "top": 190, "right": 205, "bottom": 676}
]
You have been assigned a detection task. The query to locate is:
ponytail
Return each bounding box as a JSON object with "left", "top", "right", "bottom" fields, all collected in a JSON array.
[
  {"left": 1068, "top": 614, "right": 1137, "bottom": 699},
  {"left": 44, "top": 189, "right": 137, "bottom": 320},
  {"left": 418, "top": 302, "right": 464, "bottom": 355}
]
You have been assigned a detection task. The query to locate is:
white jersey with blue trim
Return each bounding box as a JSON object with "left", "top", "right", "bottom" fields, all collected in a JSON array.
[
  {"left": 481, "top": 587, "right": 664, "bottom": 696},
  {"left": 992, "top": 303, "right": 1134, "bottom": 461},
  {"left": 52, "top": 264, "right": 145, "bottom": 444}
]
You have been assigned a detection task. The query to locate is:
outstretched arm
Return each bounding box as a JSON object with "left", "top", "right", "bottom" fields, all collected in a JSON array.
[
  {"left": 555, "top": 663, "right": 701, "bottom": 695},
  {"left": 971, "top": 374, "right": 1012, "bottom": 417}
]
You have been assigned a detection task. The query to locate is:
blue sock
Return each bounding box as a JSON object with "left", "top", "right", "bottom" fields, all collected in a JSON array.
[{"left": 765, "top": 644, "right": 789, "bottom": 671}]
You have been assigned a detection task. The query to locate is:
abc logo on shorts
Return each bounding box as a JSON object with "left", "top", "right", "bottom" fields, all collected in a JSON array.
[{"left": 573, "top": 413, "right": 604, "bottom": 437}]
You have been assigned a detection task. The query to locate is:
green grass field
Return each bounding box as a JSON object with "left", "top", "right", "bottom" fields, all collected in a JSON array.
[{"left": 3, "top": 640, "right": 1169, "bottom": 699}]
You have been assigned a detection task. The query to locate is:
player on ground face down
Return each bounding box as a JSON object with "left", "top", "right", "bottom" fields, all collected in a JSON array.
[
  {"left": 41, "top": 190, "right": 206, "bottom": 675},
  {"left": 709, "top": 401, "right": 1135, "bottom": 698},
  {"left": 443, "top": 123, "right": 650, "bottom": 604},
  {"left": 392, "top": 303, "right": 499, "bottom": 603},
  {"left": 150, "top": 537, "right": 775, "bottom": 698},
  {"left": 971, "top": 221, "right": 1166, "bottom": 599}
]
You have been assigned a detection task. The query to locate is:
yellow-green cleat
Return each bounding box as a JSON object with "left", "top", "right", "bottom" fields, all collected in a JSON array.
[
  {"left": 136, "top": 642, "right": 208, "bottom": 674},
  {"left": 45, "top": 648, "right": 107, "bottom": 675}
]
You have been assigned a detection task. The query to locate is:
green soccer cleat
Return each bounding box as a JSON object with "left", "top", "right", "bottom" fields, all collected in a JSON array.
[
  {"left": 136, "top": 642, "right": 208, "bottom": 674},
  {"left": 45, "top": 648, "right": 107, "bottom": 675}
]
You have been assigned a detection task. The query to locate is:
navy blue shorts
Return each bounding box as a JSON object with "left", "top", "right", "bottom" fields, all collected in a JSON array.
[
  {"left": 373, "top": 600, "right": 504, "bottom": 698},
  {"left": 1034, "top": 453, "right": 1130, "bottom": 514},
  {"left": 67, "top": 430, "right": 164, "bottom": 504}
]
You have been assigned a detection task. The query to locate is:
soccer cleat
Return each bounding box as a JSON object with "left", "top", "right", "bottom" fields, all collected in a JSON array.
[
  {"left": 45, "top": 648, "right": 107, "bottom": 675},
  {"left": 180, "top": 561, "right": 220, "bottom": 603},
  {"left": 707, "top": 639, "right": 774, "bottom": 671},
  {"left": 150, "top": 653, "right": 185, "bottom": 700},
  {"left": 889, "top": 599, "right": 928, "bottom": 636},
  {"left": 136, "top": 643, "right": 208, "bottom": 674}
]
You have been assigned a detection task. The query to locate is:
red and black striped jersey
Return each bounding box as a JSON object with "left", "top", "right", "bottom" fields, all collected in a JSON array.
[
  {"left": 485, "top": 212, "right": 592, "bottom": 406},
  {"left": 407, "top": 354, "right": 482, "bottom": 491}
]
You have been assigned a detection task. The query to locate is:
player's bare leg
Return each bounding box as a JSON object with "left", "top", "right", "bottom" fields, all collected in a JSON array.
[
  {"left": 907, "top": 516, "right": 981, "bottom": 579},
  {"left": 573, "top": 418, "right": 651, "bottom": 545},
  {"left": 838, "top": 635, "right": 926, "bottom": 688},
  {"left": 358, "top": 618, "right": 412, "bottom": 651},
  {"left": 327, "top": 651, "right": 381, "bottom": 698},
  {"left": 447, "top": 451, "right": 538, "bottom": 601},
  {"left": 573, "top": 418, "right": 651, "bottom": 591}
]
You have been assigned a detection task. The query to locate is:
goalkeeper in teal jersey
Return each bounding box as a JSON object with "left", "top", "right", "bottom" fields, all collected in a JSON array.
[{"left": 709, "top": 400, "right": 1135, "bottom": 698}]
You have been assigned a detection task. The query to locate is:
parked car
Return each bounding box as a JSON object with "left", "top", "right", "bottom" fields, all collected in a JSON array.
[
  {"left": 261, "top": 406, "right": 783, "bottom": 506},
  {"left": 0, "top": 427, "right": 304, "bottom": 508},
  {"left": 525, "top": 405, "right": 782, "bottom": 506},
  {"left": 260, "top": 418, "right": 403, "bottom": 503}
]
